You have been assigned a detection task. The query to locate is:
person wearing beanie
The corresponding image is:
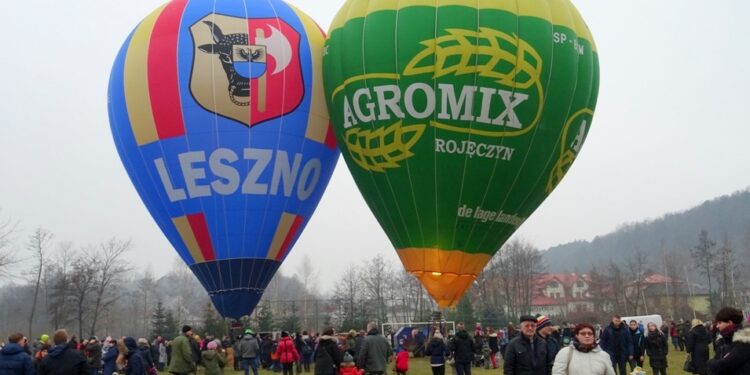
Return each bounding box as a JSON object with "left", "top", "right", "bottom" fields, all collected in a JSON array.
[
  {"left": 707, "top": 307, "right": 750, "bottom": 374},
  {"left": 535, "top": 315, "right": 560, "bottom": 375},
  {"left": 504, "top": 316, "right": 551, "bottom": 375},
  {"left": 239, "top": 329, "right": 261, "bottom": 375},
  {"left": 551, "top": 323, "right": 614, "bottom": 375},
  {"left": 686, "top": 318, "right": 710, "bottom": 375},
  {"left": 202, "top": 340, "right": 227, "bottom": 375},
  {"left": 168, "top": 326, "right": 196, "bottom": 375}
]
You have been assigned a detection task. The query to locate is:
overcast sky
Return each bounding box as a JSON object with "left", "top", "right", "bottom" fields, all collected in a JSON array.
[{"left": 0, "top": 0, "right": 748, "bottom": 293}]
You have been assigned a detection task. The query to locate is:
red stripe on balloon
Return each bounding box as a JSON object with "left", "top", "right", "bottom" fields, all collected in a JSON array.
[
  {"left": 275, "top": 215, "right": 304, "bottom": 261},
  {"left": 147, "top": 0, "right": 188, "bottom": 140},
  {"left": 324, "top": 122, "right": 337, "bottom": 149},
  {"left": 187, "top": 213, "right": 216, "bottom": 262}
]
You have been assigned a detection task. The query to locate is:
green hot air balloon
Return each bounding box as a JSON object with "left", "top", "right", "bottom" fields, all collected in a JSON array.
[{"left": 323, "top": 0, "right": 599, "bottom": 307}]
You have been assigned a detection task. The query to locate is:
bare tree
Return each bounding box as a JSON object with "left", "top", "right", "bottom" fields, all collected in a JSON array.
[
  {"left": 624, "top": 250, "right": 649, "bottom": 315},
  {"left": 360, "top": 254, "right": 392, "bottom": 324},
  {"left": 494, "top": 239, "right": 544, "bottom": 317},
  {"left": 46, "top": 243, "right": 75, "bottom": 329},
  {"left": 333, "top": 264, "right": 363, "bottom": 329},
  {"left": 0, "top": 209, "right": 19, "bottom": 275},
  {"left": 138, "top": 268, "right": 157, "bottom": 336},
  {"left": 70, "top": 255, "right": 96, "bottom": 338},
  {"left": 297, "top": 255, "right": 318, "bottom": 329},
  {"left": 714, "top": 235, "right": 739, "bottom": 307},
  {"left": 27, "top": 227, "right": 53, "bottom": 338},
  {"left": 691, "top": 230, "right": 716, "bottom": 313},
  {"left": 89, "top": 238, "right": 132, "bottom": 335}
]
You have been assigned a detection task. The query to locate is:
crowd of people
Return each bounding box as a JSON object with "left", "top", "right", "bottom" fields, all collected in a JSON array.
[{"left": 1, "top": 307, "right": 749, "bottom": 375}]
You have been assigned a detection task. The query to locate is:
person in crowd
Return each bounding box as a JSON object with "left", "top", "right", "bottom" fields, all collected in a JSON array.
[
  {"left": 84, "top": 337, "right": 101, "bottom": 375},
  {"left": 488, "top": 329, "right": 499, "bottom": 369},
  {"left": 507, "top": 324, "right": 518, "bottom": 341},
  {"left": 345, "top": 332, "right": 357, "bottom": 357},
  {"left": 122, "top": 337, "right": 145, "bottom": 375},
  {"left": 353, "top": 331, "right": 365, "bottom": 359},
  {"left": 677, "top": 319, "right": 690, "bottom": 352},
  {"left": 232, "top": 336, "right": 242, "bottom": 371},
  {"left": 450, "top": 323, "right": 474, "bottom": 375},
  {"left": 261, "top": 335, "right": 274, "bottom": 370},
  {"left": 551, "top": 323, "right": 614, "bottom": 375},
  {"left": 627, "top": 320, "right": 644, "bottom": 372},
  {"left": 39, "top": 329, "right": 89, "bottom": 375},
  {"left": 707, "top": 306, "right": 750, "bottom": 374},
  {"left": 339, "top": 352, "right": 363, "bottom": 375},
  {"left": 358, "top": 322, "right": 392, "bottom": 375},
  {"left": 599, "top": 315, "right": 633, "bottom": 375},
  {"left": 504, "top": 315, "right": 550, "bottom": 375},
  {"left": 276, "top": 331, "right": 299, "bottom": 375},
  {"left": 201, "top": 341, "right": 226, "bottom": 375},
  {"left": 101, "top": 338, "right": 118, "bottom": 375},
  {"left": 239, "top": 329, "right": 260, "bottom": 375},
  {"left": 0, "top": 332, "right": 34, "bottom": 375},
  {"left": 300, "top": 331, "right": 314, "bottom": 373},
  {"left": 149, "top": 337, "right": 161, "bottom": 371},
  {"left": 668, "top": 321, "right": 679, "bottom": 351},
  {"left": 315, "top": 328, "right": 342, "bottom": 375},
  {"left": 32, "top": 336, "right": 50, "bottom": 373},
  {"left": 167, "top": 325, "right": 196, "bottom": 375},
  {"left": 560, "top": 323, "right": 573, "bottom": 347},
  {"left": 536, "top": 315, "right": 560, "bottom": 375},
  {"left": 685, "top": 318, "right": 710, "bottom": 375},
  {"left": 425, "top": 331, "right": 449, "bottom": 375},
  {"left": 393, "top": 347, "right": 408, "bottom": 375},
  {"left": 137, "top": 338, "right": 155, "bottom": 374},
  {"left": 643, "top": 322, "right": 668, "bottom": 375},
  {"left": 659, "top": 322, "right": 669, "bottom": 338},
  {"left": 158, "top": 338, "right": 168, "bottom": 372}
]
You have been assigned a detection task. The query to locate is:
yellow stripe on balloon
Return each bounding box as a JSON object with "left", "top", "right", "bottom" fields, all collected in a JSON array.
[
  {"left": 329, "top": 0, "right": 596, "bottom": 53},
  {"left": 124, "top": 4, "right": 166, "bottom": 146},
  {"left": 288, "top": 4, "right": 330, "bottom": 145},
  {"left": 266, "top": 213, "right": 296, "bottom": 260},
  {"left": 172, "top": 216, "right": 205, "bottom": 264}
]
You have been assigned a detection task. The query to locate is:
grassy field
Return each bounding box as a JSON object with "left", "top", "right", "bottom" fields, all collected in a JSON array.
[{"left": 184, "top": 349, "right": 701, "bottom": 375}]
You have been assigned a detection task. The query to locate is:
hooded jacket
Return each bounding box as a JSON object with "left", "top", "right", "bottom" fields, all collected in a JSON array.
[
  {"left": 628, "top": 328, "right": 645, "bottom": 359},
  {"left": 686, "top": 324, "right": 711, "bottom": 375},
  {"left": 38, "top": 343, "right": 89, "bottom": 375},
  {"left": 123, "top": 338, "right": 145, "bottom": 375},
  {"left": 201, "top": 350, "right": 227, "bottom": 375},
  {"left": 0, "top": 343, "right": 34, "bottom": 375},
  {"left": 84, "top": 342, "right": 101, "bottom": 370},
  {"left": 101, "top": 345, "right": 118, "bottom": 375},
  {"left": 357, "top": 330, "right": 392, "bottom": 373},
  {"left": 425, "top": 338, "right": 449, "bottom": 366},
  {"left": 238, "top": 335, "right": 260, "bottom": 359},
  {"left": 315, "top": 336, "right": 342, "bottom": 375},
  {"left": 551, "top": 345, "right": 615, "bottom": 375},
  {"left": 707, "top": 327, "right": 750, "bottom": 375},
  {"left": 276, "top": 337, "right": 300, "bottom": 364}
]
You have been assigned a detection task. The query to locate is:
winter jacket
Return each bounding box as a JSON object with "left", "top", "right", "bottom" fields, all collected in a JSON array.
[
  {"left": 101, "top": 346, "right": 118, "bottom": 375},
  {"left": 395, "top": 351, "right": 408, "bottom": 372},
  {"left": 0, "top": 343, "right": 34, "bottom": 375},
  {"left": 598, "top": 323, "right": 633, "bottom": 363},
  {"left": 137, "top": 345, "right": 155, "bottom": 369},
  {"left": 123, "top": 338, "right": 145, "bottom": 375},
  {"left": 276, "top": 337, "right": 300, "bottom": 364},
  {"left": 686, "top": 325, "right": 711, "bottom": 375},
  {"left": 238, "top": 335, "right": 260, "bottom": 359},
  {"left": 357, "top": 330, "right": 392, "bottom": 373},
  {"left": 315, "top": 336, "right": 342, "bottom": 375},
  {"left": 503, "top": 334, "right": 550, "bottom": 375},
  {"left": 707, "top": 327, "right": 750, "bottom": 375},
  {"left": 551, "top": 345, "right": 615, "bottom": 375},
  {"left": 539, "top": 333, "right": 561, "bottom": 367},
  {"left": 339, "top": 365, "right": 363, "bottom": 375},
  {"left": 449, "top": 330, "right": 474, "bottom": 364},
  {"left": 38, "top": 344, "right": 89, "bottom": 375},
  {"left": 201, "top": 350, "right": 227, "bottom": 375},
  {"left": 84, "top": 342, "right": 101, "bottom": 370},
  {"left": 644, "top": 331, "right": 668, "bottom": 370},
  {"left": 167, "top": 334, "right": 196, "bottom": 374},
  {"left": 353, "top": 336, "right": 364, "bottom": 357},
  {"left": 425, "top": 338, "right": 449, "bottom": 366},
  {"left": 628, "top": 328, "right": 645, "bottom": 359},
  {"left": 489, "top": 334, "right": 500, "bottom": 353}
]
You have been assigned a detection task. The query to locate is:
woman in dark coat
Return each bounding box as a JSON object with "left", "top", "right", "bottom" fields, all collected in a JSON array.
[
  {"left": 686, "top": 319, "right": 711, "bottom": 375},
  {"left": 424, "top": 332, "right": 449, "bottom": 375},
  {"left": 314, "top": 328, "right": 342, "bottom": 375},
  {"left": 644, "top": 322, "right": 669, "bottom": 375}
]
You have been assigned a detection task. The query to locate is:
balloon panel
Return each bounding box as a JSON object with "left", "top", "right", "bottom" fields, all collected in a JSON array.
[
  {"left": 323, "top": 0, "right": 599, "bottom": 307},
  {"left": 109, "top": 0, "right": 338, "bottom": 319}
]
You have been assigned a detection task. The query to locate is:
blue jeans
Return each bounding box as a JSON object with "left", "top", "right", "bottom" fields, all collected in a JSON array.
[{"left": 242, "top": 358, "right": 258, "bottom": 375}]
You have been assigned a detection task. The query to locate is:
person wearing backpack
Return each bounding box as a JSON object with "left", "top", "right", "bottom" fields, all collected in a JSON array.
[
  {"left": 315, "top": 328, "right": 342, "bottom": 375},
  {"left": 300, "top": 332, "right": 314, "bottom": 373}
]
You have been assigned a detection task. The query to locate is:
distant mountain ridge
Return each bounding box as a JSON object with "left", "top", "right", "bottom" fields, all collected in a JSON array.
[{"left": 541, "top": 188, "right": 750, "bottom": 272}]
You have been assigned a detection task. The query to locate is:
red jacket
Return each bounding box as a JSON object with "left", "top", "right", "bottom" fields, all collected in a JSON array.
[
  {"left": 340, "top": 366, "right": 363, "bottom": 375},
  {"left": 395, "top": 351, "right": 409, "bottom": 372},
  {"left": 276, "top": 337, "right": 300, "bottom": 364}
]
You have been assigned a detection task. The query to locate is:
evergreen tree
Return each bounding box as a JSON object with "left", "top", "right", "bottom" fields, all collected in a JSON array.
[
  {"left": 451, "top": 295, "right": 475, "bottom": 325},
  {"left": 201, "top": 302, "right": 226, "bottom": 338},
  {"left": 164, "top": 308, "right": 179, "bottom": 340},
  {"left": 151, "top": 300, "right": 169, "bottom": 339},
  {"left": 257, "top": 300, "right": 274, "bottom": 331},
  {"left": 281, "top": 302, "right": 301, "bottom": 333}
]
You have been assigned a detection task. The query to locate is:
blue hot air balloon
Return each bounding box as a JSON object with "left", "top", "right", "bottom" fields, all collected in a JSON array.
[{"left": 108, "top": 0, "right": 338, "bottom": 319}]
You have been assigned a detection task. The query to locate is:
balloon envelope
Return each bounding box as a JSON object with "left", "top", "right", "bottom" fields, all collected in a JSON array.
[
  {"left": 323, "top": 0, "right": 599, "bottom": 307},
  {"left": 109, "top": 0, "right": 338, "bottom": 319}
]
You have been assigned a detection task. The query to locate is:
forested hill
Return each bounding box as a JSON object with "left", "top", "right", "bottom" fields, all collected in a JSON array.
[{"left": 541, "top": 188, "right": 750, "bottom": 272}]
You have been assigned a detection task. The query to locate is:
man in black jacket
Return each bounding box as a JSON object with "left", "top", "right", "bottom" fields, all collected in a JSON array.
[
  {"left": 503, "top": 316, "right": 550, "bottom": 375},
  {"left": 38, "top": 330, "right": 89, "bottom": 375},
  {"left": 535, "top": 315, "right": 558, "bottom": 375},
  {"left": 450, "top": 323, "right": 474, "bottom": 375}
]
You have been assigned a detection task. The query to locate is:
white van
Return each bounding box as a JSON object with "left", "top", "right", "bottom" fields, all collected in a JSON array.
[{"left": 622, "top": 314, "right": 663, "bottom": 330}]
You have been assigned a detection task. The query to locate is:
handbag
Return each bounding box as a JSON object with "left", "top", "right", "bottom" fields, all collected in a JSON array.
[{"left": 683, "top": 354, "right": 695, "bottom": 373}]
